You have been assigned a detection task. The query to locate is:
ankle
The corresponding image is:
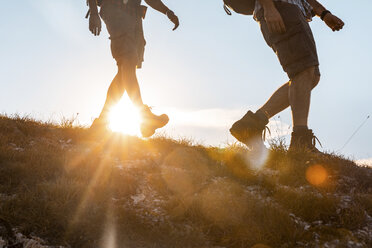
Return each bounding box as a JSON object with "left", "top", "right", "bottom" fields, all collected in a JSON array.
[
  {"left": 255, "top": 109, "right": 269, "bottom": 123},
  {"left": 141, "top": 104, "right": 152, "bottom": 112},
  {"left": 293, "top": 125, "right": 309, "bottom": 132}
]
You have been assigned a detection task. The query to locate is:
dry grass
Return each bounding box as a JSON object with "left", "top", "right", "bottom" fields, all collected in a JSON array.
[{"left": 0, "top": 115, "right": 371, "bottom": 247}]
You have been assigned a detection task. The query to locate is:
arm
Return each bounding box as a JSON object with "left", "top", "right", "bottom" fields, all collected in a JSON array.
[
  {"left": 88, "top": 0, "right": 102, "bottom": 36},
  {"left": 258, "top": 0, "right": 286, "bottom": 34},
  {"left": 307, "top": 0, "right": 344, "bottom": 31},
  {"left": 144, "top": 0, "right": 168, "bottom": 14},
  {"left": 307, "top": 0, "right": 326, "bottom": 16},
  {"left": 144, "top": 0, "right": 179, "bottom": 30}
]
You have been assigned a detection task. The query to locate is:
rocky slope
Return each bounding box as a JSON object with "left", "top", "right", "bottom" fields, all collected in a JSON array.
[{"left": 0, "top": 115, "right": 371, "bottom": 248}]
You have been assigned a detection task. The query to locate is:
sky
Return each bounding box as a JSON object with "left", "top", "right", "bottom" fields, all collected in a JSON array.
[{"left": 0, "top": 0, "right": 371, "bottom": 163}]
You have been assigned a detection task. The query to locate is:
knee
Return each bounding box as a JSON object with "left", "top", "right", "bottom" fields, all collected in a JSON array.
[
  {"left": 119, "top": 64, "right": 136, "bottom": 80},
  {"left": 312, "top": 73, "right": 320, "bottom": 89},
  {"left": 108, "top": 78, "right": 124, "bottom": 95},
  {"left": 310, "top": 66, "right": 321, "bottom": 89},
  {"left": 291, "top": 66, "right": 320, "bottom": 89},
  {"left": 119, "top": 62, "right": 135, "bottom": 74}
]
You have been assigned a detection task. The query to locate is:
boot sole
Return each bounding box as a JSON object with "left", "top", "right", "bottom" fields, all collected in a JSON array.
[
  {"left": 230, "top": 126, "right": 264, "bottom": 148},
  {"left": 141, "top": 116, "right": 169, "bottom": 138}
]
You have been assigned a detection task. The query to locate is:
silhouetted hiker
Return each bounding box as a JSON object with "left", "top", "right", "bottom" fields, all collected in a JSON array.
[
  {"left": 228, "top": 0, "right": 344, "bottom": 152},
  {"left": 87, "top": 0, "right": 179, "bottom": 137}
]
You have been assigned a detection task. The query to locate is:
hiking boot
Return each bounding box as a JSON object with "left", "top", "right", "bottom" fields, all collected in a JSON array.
[
  {"left": 289, "top": 128, "right": 322, "bottom": 153},
  {"left": 140, "top": 105, "right": 169, "bottom": 138},
  {"left": 230, "top": 110, "right": 269, "bottom": 147}
]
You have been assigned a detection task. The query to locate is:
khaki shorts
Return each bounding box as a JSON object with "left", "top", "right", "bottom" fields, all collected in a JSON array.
[
  {"left": 100, "top": 3, "right": 146, "bottom": 68},
  {"left": 257, "top": 2, "right": 320, "bottom": 79}
]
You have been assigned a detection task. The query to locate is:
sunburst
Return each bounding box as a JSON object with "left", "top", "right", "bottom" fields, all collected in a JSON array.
[{"left": 108, "top": 94, "right": 141, "bottom": 136}]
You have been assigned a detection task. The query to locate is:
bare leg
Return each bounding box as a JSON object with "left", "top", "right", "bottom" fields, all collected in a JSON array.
[
  {"left": 119, "top": 63, "right": 144, "bottom": 108},
  {"left": 98, "top": 71, "right": 125, "bottom": 120},
  {"left": 98, "top": 63, "right": 145, "bottom": 120},
  {"left": 95, "top": 62, "right": 168, "bottom": 136},
  {"left": 289, "top": 66, "right": 320, "bottom": 127},
  {"left": 258, "top": 81, "right": 290, "bottom": 119},
  {"left": 257, "top": 66, "right": 320, "bottom": 125}
]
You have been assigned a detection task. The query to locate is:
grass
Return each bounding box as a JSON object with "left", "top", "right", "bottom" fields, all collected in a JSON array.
[{"left": 0, "top": 115, "right": 371, "bottom": 247}]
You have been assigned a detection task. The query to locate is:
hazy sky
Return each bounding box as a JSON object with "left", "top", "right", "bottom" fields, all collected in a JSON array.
[{"left": 1, "top": 0, "right": 371, "bottom": 161}]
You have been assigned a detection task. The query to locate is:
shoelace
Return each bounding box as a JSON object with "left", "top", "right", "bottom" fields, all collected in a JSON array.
[
  {"left": 262, "top": 126, "right": 271, "bottom": 141},
  {"left": 143, "top": 105, "right": 154, "bottom": 113},
  {"left": 223, "top": 4, "right": 232, "bottom": 15},
  {"left": 312, "top": 134, "right": 323, "bottom": 148}
]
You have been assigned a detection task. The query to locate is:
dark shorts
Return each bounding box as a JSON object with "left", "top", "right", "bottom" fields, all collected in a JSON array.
[
  {"left": 257, "top": 2, "right": 320, "bottom": 79},
  {"left": 100, "top": 3, "right": 146, "bottom": 68}
]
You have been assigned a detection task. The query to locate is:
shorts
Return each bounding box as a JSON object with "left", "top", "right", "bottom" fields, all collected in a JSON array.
[
  {"left": 100, "top": 3, "right": 146, "bottom": 68},
  {"left": 256, "top": 2, "right": 320, "bottom": 79}
]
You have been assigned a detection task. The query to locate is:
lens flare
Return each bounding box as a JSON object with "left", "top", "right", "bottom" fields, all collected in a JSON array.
[
  {"left": 102, "top": 223, "right": 117, "bottom": 248},
  {"left": 306, "top": 164, "right": 328, "bottom": 186},
  {"left": 243, "top": 136, "right": 269, "bottom": 170},
  {"left": 109, "top": 94, "right": 141, "bottom": 136}
]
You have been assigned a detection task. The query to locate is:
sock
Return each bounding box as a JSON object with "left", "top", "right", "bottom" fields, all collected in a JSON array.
[{"left": 293, "top": 125, "right": 309, "bottom": 132}]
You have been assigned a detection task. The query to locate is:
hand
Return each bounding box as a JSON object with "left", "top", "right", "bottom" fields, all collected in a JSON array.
[
  {"left": 264, "top": 7, "right": 286, "bottom": 34},
  {"left": 89, "top": 13, "right": 102, "bottom": 36},
  {"left": 166, "top": 10, "right": 179, "bottom": 31},
  {"left": 323, "top": 13, "right": 344, "bottom": 32}
]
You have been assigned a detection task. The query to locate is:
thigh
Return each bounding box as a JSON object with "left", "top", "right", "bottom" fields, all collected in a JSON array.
[
  {"left": 100, "top": 4, "right": 136, "bottom": 38},
  {"left": 258, "top": 3, "right": 319, "bottom": 79},
  {"left": 100, "top": 4, "right": 140, "bottom": 66}
]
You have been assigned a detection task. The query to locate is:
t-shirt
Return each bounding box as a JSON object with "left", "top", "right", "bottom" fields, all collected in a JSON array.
[{"left": 254, "top": 0, "right": 313, "bottom": 22}]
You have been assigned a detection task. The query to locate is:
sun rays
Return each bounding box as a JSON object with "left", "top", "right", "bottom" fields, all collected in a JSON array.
[
  {"left": 109, "top": 94, "right": 142, "bottom": 136},
  {"left": 67, "top": 95, "right": 145, "bottom": 233}
]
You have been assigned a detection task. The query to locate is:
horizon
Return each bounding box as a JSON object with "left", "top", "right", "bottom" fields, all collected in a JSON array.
[{"left": 1, "top": 0, "right": 371, "bottom": 163}]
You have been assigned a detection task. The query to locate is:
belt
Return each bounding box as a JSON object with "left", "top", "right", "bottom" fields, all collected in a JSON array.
[
  {"left": 102, "top": 0, "right": 140, "bottom": 7},
  {"left": 86, "top": 0, "right": 147, "bottom": 19},
  {"left": 102, "top": 0, "right": 147, "bottom": 19}
]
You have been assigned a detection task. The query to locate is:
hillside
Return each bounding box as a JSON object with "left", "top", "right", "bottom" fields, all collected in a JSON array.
[{"left": 0, "top": 115, "right": 371, "bottom": 248}]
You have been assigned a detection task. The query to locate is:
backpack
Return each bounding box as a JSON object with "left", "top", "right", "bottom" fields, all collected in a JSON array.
[{"left": 223, "top": 0, "right": 255, "bottom": 16}]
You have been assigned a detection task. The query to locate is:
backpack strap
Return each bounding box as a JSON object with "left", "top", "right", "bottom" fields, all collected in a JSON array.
[
  {"left": 85, "top": 0, "right": 90, "bottom": 18},
  {"left": 223, "top": 4, "right": 232, "bottom": 15}
]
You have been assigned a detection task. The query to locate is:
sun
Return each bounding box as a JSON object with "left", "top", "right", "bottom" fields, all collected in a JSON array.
[{"left": 108, "top": 94, "right": 142, "bottom": 136}]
